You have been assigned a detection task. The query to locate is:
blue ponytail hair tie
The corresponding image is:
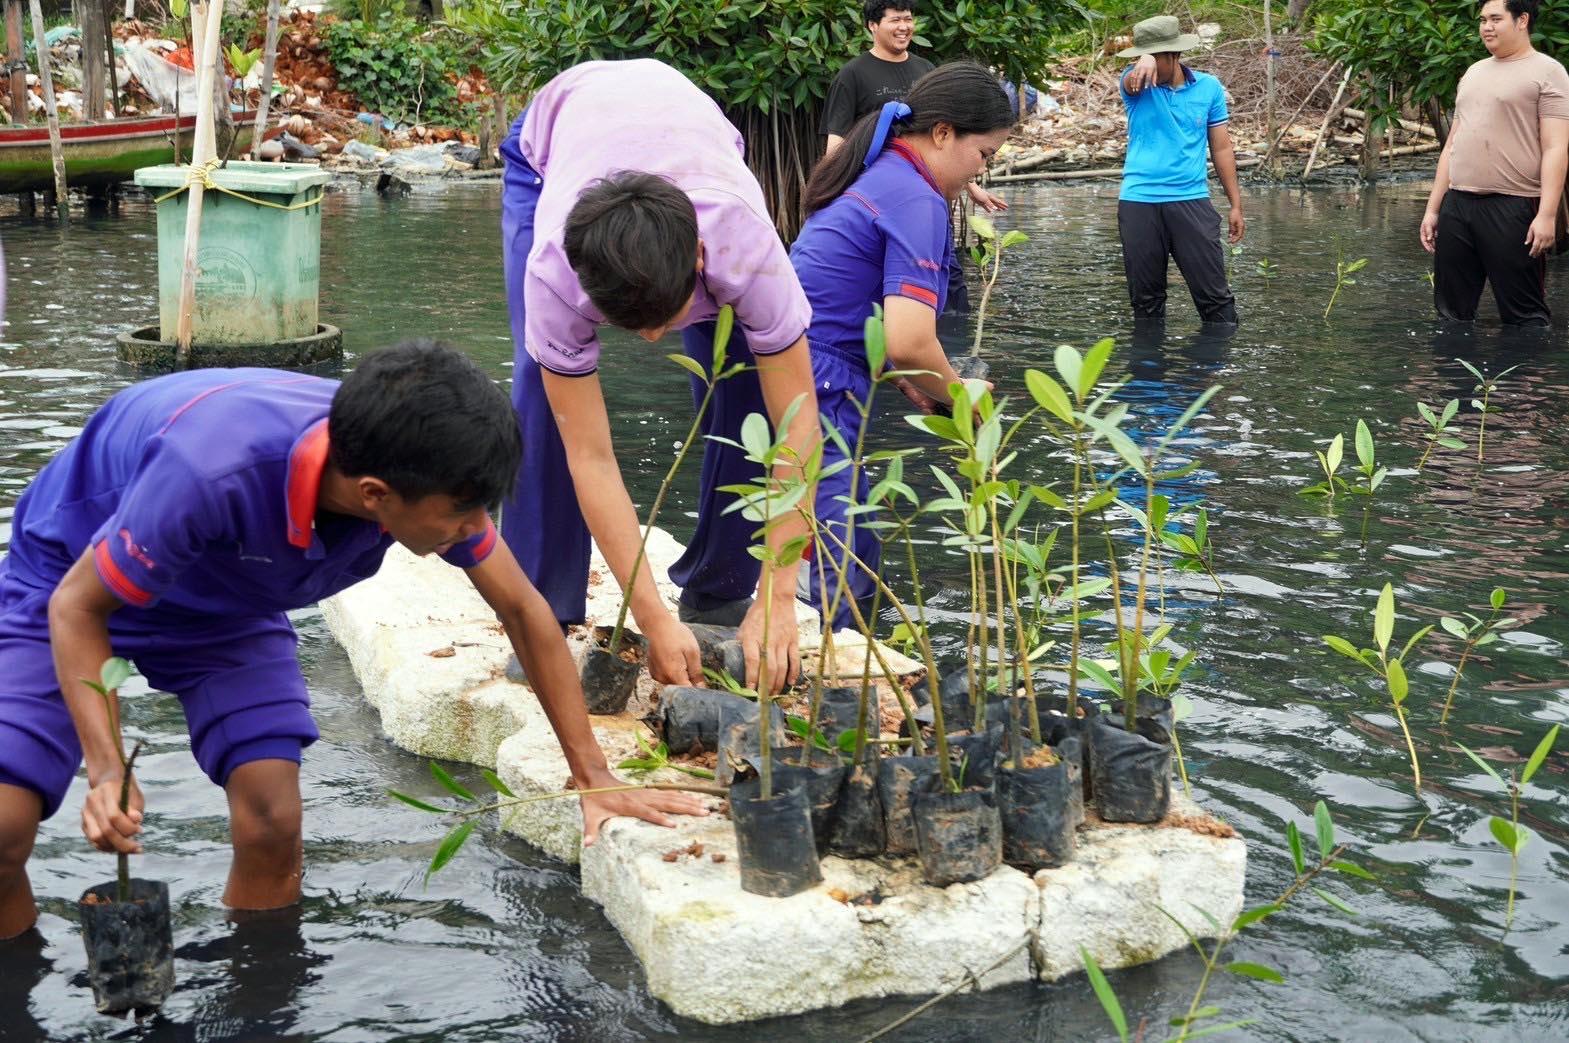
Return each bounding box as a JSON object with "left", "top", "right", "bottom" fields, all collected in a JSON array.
[{"left": 864, "top": 101, "right": 912, "bottom": 169}]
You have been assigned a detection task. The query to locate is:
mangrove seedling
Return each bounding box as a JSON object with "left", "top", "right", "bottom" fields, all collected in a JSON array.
[
  {"left": 1438, "top": 587, "right": 1515, "bottom": 725},
  {"left": 617, "top": 731, "right": 717, "bottom": 781},
  {"left": 81, "top": 656, "right": 140, "bottom": 902},
  {"left": 1414, "top": 398, "right": 1465, "bottom": 474},
  {"left": 1256, "top": 257, "right": 1279, "bottom": 286},
  {"left": 1226, "top": 241, "right": 1244, "bottom": 279},
  {"left": 1323, "top": 242, "right": 1368, "bottom": 319},
  {"left": 1457, "top": 725, "right": 1558, "bottom": 932},
  {"left": 967, "top": 214, "right": 1029, "bottom": 359},
  {"left": 1456, "top": 358, "right": 1519, "bottom": 463},
  {"left": 1350, "top": 419, "right": 1386, "bottom": 496},
  {"left": 1300, "top": 432, "right": 1348, "bottom": 498},
  {"left": 1324, "top": 583, "right": 1434, "bottom": 789},
  {"left": 1160, "top": 504, "right": 1224, "bottom": 593},
  {"left": 1083, "top": 800, "right": 1372, "bottom": 1042}
]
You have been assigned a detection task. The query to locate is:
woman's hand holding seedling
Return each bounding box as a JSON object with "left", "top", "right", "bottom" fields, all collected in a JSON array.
[{"left": 644, "top": 616, "right": 705, "bottom": 688}]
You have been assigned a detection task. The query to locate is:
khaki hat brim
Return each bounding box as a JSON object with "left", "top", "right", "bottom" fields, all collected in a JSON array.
[{"left": 1117, "top": 33, "right": 1203, "bottom": 58}]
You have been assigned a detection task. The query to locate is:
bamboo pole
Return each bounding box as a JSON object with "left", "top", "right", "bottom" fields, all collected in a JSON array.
[
  {"left": 26, "top": 0, "right": 66, "bottom": 219},
  {"left": 1303, "top": 68, "right": 1352, "bottom": 178},
  {"left": 174, "top": 0, "right": 224, "bottom": 370},
  {"left": 102, "top": 0, "right": 118, "bottom": 118},
  {"left": 252, "top": 0, "right": 281, "bottom": 153},
  {"left": 190, "top": 3, "right": 217, "bottom": 163}
]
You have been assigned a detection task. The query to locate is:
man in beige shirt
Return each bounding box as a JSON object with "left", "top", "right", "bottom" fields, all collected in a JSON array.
[{"left": 1420, "top": 0, "right": 1569, "bottom": 325}]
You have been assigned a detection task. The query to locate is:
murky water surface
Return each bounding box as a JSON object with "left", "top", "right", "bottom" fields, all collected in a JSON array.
[{"left": 2, "top": 180, "right": 1567, "bottom": 1042}]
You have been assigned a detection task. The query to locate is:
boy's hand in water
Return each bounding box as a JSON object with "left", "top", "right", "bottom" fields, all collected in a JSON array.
[
  {"left": 579, "top": 770, "right": 709, "bottom": 846},
  {"left": 82, "top": 776, "right": 143, "bottom": 854}
]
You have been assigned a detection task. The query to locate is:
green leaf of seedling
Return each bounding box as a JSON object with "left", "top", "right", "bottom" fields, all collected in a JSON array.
[
  {"left": 1368, "top": 468, "right": 1387, "bottom": 492},
  {"left": 1440, "top": 398, "right": 1459, "bottom": 424},
  {"left": 1522, "top": 724, "right": 1560, "bottom": 785},
  {"left": 1374, "top": 584, "right": 1395, "bottom": 656},
  {"left": 1286, "top": 821, "right": 1306, "bottom": 875},
  {"left": 1331, "top": 860, "right": 1376, "bottom": 880},
  {"left": 100, "top": 657, "right": 134, "bottom": 693},
  {"left": 1170, "top": 1006, "right": 1222, "bottom": 1027},
  {"left": 1457, "top": 743, "right": 1508, "bottom": 789},
  {"left": 969, "top": 246, "right": 984, "bottom": 267},
  {"left": 712, "top": 304, "right": 734, "bottom": 373},
  {"left": 429, "top": 762, "right": 475, "bottom": 801},
  {"left": 1080, "top": 338, "right": 1115, "bottom": 401},
  {"left": 1000, "top": 229, "right": 1029, "bottom": 249},
  {"left": 1416, "top": 402, "right": 1436, "bottom": 426},
  {"left": 1495, "top": 364, "right": 1521, "bottom": 380},
  {"left": 837, "top": 729, "right": 860, "bottom": 754},
  {"left": 1226, "top": 961, "right": 1285, "bottom": 984},
  {"left": 481, "top": 768, "right": 516, "bottom": 798},
  {"left": 1314, "top": 800, "right": 1335, "bottom": 860},
  {"left": 1490, "top": 816, "right": 1521, "bottom": 853},
  {"left": 1386, "top": 657, "right": 1409, "bottom": 705},
  {"left": 1440, "top": 617, "right": 1469, "bottom": 639},
  {"left": 388, "top": 789, "right": 447, "bottom": 814},
  {"left": 426, "top": 819, "right": 476, "bottom": 882},
  {"left": 1024, "top": 369, "right": 1074, "bottom": 424},
  {"left": 1031, "top": 484, "right": 1069, "bottom": 510},
  {"left": 1081, "top": 414, "right": 1147, "bottom": 477},
  {"left": 1171, "top": 692, "right": 1194, "bottom": 723},
  {"left": 1325, "top": 433, "right": 1344, "bottom": 475},
  {"left": 1054, "top": 345, "right": 1083, "bottom": 399},
  {"left": 1491, "top": 587, "right": 1507, "bottom": 611},
  {"left": 1400, "top": 624, "right": 1433, "bottom": 664},
  {"left": 1175, "top": 1020, "right": 1262, "bottom": 1041},
  {"left": 1324, "top": 635, "right": 1365, "bottom": 663},
  {"left": 1456, "top": 357, "right": 1484, "bottom": 382},
  {"left": 1346, "top": 258, "right": 1368, "bottom": 274},
  {"left": 1155, "top": 459, "right": 1203, "bottom": 481},
  {"left": 1080, "top": 948, "right": 1129, "bottom": 1043},
  {"left": 1076, "top": 660, "right": 1124, "bottom": 697},
  {"left": 967, "top": 213, "right": 998, "bottom": 240},
  {"left": 1081, "top": 489, "right": 1117, "bottom": 515},
  {"left": 1436, "top": 436, "right": 1466, "bottom": 449},
  {"left": 1474, "top": 632, "right": 1498, "bottom": 647},
  {"left": 667, "top": 353, "right": 709, "bottom": 381},
  {"left": 1156, "top": 385, "right": 1223, "bottom": 454},
  {"left": 1232, "top": 904, "right": 1281, "bottom": 931},
  {"left": 1312, "top": 887, "right": 1358, "bottom": 916}
]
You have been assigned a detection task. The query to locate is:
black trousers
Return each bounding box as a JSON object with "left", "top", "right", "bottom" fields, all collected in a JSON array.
[
  {"left": 1434, "top": 189, "right": 1549, "bottom": 326},
  {"left": 1118, "top": 198, "right": 1238, "bottom": 324}
]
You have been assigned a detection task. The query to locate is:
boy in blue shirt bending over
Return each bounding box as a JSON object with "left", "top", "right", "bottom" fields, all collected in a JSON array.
[
  {"left": 0, "top": 343, "right": 703, "bottom": 940},
  {"left": 1118, "top": 15, "right": 1245, "bottom": 324}
]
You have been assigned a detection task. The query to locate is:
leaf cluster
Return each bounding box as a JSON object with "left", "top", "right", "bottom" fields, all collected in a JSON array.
[{"left": 321, "top": 13, "right": 476, "bottom": 124}]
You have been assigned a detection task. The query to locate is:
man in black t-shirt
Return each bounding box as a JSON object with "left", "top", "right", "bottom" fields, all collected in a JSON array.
[
  {"left": 821, "top": 2, "right": 934, "bottom": 153},
  {"left": 821, "top": 1, "right": 1007, "bottom": 314}
]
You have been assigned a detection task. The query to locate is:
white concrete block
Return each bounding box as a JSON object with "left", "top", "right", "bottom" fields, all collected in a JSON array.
[{"left": 322, "top": 533, "right": 1247, "bottom": 1026}]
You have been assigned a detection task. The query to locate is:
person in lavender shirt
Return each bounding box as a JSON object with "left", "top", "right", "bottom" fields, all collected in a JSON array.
[{"left": 497, "top": 59, "right": 820, "bottom": 696}]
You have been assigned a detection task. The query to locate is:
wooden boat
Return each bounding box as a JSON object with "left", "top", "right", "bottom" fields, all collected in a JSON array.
[{"left": 0, "top": 110, "right": 258, "bottom": 194}]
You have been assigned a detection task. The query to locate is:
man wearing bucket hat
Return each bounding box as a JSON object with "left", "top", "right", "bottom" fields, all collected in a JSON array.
[{"left": 1115, "top": 15, "right": 1244, "bottom": 325}]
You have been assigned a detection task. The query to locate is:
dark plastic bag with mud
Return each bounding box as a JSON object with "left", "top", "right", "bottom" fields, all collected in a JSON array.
[
  {"left": 1088, "top": 712, "right": 1172, "bottom": 823},
  {"left": 729, "top": 776, "right": 822, "bottom": 898},
  {"left": 760, "top": 746, "right": 847, "bottom": 852},
  {"left": 827, "top": 752, "right": 886, "bottom": 857},
  {"left": 997, "top": 740, "right": 1077, "bottom": 870},
  {"left": 78, "top": 878, "right": 175, "bottom": 1015},
  {"left": 580, "top": 627, "right": 646, "bottom": 714},
  {"left": 876, "top": 754, "right": 941, "bottom": 855},
  {"left": 911, "top": 780, "right": 1003, "bottom": 886}
]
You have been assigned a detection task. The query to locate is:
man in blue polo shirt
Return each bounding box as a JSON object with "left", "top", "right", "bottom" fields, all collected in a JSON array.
[
  {"left": 0, "top": 343, "right": 703, "bottom": 940},
  {"left": 1117, "top": 15, "right": 1245, "bottom": 324}
]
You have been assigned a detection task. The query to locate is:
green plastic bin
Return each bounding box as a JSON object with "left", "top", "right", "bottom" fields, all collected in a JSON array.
[{"left": 134, "top": 162, "right": 331, "bottom": 346}]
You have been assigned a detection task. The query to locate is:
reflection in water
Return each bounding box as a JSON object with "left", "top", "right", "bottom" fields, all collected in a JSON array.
[{"left": 2, "top": 182, "right": 1569, "bottom": 1039}]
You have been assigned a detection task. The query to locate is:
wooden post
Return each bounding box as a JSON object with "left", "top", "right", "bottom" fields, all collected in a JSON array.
[
  {"left": 27, "top": 0, "right": 67, "bottom": 219},
  {"left": 1263, "top": 0, "right": 1282, "bottom": 178},
  {"left": 174, "top": 0, "right": 224, "bottom": 370},
  {"left": 78, "top": 0, "right": 107, "bottom": 120},
  {"left": 1018, "top": 78, "right": 1028, "bottom": 120},
  {"left": 102, "top": 0, "right": 117, "bottom": 117},
  {"left": 5, "top": 1, "right": 27, "bottom": 124},
  {"left": 252, "top": 0, "right": 281, "bottom": 152}
]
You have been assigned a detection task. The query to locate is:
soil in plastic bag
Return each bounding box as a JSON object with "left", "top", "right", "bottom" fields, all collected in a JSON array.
[
  {"left": 876, "top": 754, "right": 942, "bottom": 855},
  {"left": 997, "top": 739, "right": 1077, "bottom": 870},
  {"left": 911, "top": 779, "right": 1003, "bottom": 886},
  {"left": 1088, "top": 712, "right": 1172, "bottom": 823},
  {"left": 826, "top": 753, "right": 886, "bottom": 857},
  {"left": 729, "top": 776, "right": 823, "bottom": 898},
  {"left": 581, "top": 627, "right": 646, "bottom": 715},
  {"left": 947, "top": 726, "right": 1003, "bottom": 791},
  {"left": 78, "top": 878, "right": 175, "bottom": 1015},
  {"left": 686, "top": 623, "right": 746, "bottom": 682}
]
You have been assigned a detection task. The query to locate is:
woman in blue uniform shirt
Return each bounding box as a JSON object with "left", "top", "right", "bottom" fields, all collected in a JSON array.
[{"left": 790, "top": 62, "right": 1015, "bottom": 629}]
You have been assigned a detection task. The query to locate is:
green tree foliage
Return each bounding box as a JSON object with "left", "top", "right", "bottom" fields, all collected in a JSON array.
[
  {"left": 321, "top": 13, "right": 474, "bottom": 125},
  {"left": 1311, "top": 0, "right": 1569, "bottom": 133},
  {"left": 442, "top": 0, "right": 1074, "bottom": 238}
]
